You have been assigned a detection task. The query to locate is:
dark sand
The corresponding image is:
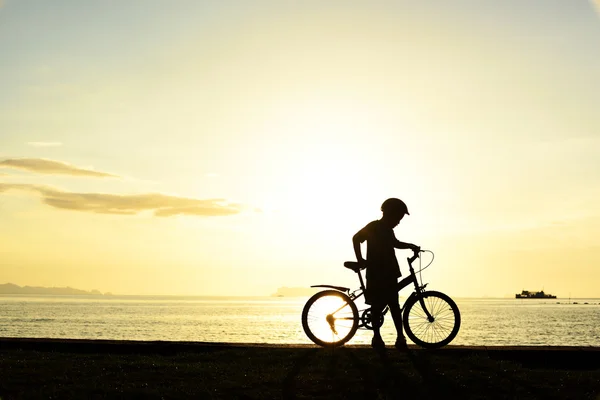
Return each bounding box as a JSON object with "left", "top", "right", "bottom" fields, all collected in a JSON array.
[{"left": 1, "top": 338, "right": 599, "bottom": 399}]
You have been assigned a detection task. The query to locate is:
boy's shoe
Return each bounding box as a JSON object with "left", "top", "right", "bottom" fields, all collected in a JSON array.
[
  {"left": 371, "top": 337, "right": 386, "bottom": 350},
  {"left": 394, "top": 336, "right": 408, "bottom": 350}
]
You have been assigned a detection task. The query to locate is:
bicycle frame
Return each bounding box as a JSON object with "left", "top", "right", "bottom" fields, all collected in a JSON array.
[{"left": 310, "top": 252, "right": 434, "bottom": 326}]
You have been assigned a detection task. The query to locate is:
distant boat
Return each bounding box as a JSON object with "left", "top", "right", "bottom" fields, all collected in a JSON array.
[{"left": 515, "top": 290, "right": 556, "bottom": 299}]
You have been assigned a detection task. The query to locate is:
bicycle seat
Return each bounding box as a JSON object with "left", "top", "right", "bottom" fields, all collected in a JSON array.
[{"left": 344, "top": 261, "right": 364, "bottom": 273}]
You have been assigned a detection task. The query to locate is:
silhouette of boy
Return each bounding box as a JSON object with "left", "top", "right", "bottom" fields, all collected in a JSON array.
[{"left": 352, "top": 198, "right": 419, "bottom": 350}]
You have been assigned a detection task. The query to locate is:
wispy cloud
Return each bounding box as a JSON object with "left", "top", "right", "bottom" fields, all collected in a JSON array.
[
  {"left": 0, "top": 158, "right": 119, "bottom": 178},
  {"left": 26, "top": 142, "right": 63, "bottom": 147},
  {"left": 0, "top": 183, "right": 243, "bottom": 217}
]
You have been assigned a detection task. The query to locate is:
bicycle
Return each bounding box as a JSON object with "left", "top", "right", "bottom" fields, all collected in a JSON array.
[{"left": 301, "top": 250, "right": 460, "bottom": 348}]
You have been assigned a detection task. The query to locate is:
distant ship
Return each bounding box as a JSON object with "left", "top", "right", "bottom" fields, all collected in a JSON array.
[{"left": 515, "top": 290, "right": 556, "bottom": 299}]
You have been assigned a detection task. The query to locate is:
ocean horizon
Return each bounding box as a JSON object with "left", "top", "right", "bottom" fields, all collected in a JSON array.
[{"left": 2, "top": 294, "right": 599, "bottom": 347}]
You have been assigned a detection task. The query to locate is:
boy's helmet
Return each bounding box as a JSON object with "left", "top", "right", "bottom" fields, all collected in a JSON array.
[{"left": 381, "top": 198, "right": 409, "bottom": 215}]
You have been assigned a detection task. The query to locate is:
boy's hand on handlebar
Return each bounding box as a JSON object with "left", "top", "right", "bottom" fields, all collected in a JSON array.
[
  {"left": 410, "top": 244, "right": 420, "bottom": 253},
  {"left": 407, "top": 246, "right": 421, "bottom": 263}
]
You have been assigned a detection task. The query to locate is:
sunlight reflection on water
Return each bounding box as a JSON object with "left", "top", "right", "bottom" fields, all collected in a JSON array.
[{"left": 1, "top": 295, "right": 599, "bottom": 346}]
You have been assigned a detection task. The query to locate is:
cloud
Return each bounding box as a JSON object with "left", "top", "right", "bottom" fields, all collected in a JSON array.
[
  {"left": 0, "top": 158, "right": 119, "bottom": 178},
  {"left": 27, "top": 142, "right": 63, "bottom": 147},
  {"left": 0, "top": 183, "right": 243, "bottom": 217}
]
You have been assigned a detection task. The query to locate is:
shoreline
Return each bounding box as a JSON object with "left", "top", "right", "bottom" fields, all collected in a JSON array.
[
  {"left": 3, "top": 336, "right": 600, "bottom": 350},
  {"left": 2, "top": 337, "right": 599, "bottom": 368}
]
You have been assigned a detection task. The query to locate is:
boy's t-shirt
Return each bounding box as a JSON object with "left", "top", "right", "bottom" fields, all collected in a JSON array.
[{"left": 354, "top": 219, "right": 402, "bottom": 305}]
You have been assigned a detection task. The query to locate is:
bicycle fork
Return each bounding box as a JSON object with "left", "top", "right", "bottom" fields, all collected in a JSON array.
[
  {"left": 416, "top": 290, "right": 435, "bottom": 322},
  {"left": 406, "top": 256, "right": 436, "bottom": 323}
]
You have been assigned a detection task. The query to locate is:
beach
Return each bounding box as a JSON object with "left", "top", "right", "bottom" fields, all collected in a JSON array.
[{"left": 1, "top": 338, "right": 599, "bottom": 399}]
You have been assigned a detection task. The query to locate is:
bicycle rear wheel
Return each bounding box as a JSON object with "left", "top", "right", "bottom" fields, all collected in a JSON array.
[
  {"left": 402, "top": 290, "right": 460, "bottom": 349},
  {"left": 302, "top": 290, "right": 359, "bottom": 347}
]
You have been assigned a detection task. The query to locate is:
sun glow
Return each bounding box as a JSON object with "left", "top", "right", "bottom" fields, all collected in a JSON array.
[
  {"left": 304, "top": 293, "right": 356, "bottom": 344},
  {"left": 253, "top": 96, "right": 411, "bottom": 231}
]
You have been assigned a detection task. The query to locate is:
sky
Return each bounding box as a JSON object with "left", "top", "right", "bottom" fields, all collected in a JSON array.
[{"left": 1, "top": 0, "right": 600, "bottom": 297}]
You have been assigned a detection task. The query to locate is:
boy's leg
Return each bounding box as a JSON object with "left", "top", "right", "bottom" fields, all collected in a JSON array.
[
  {"left": 389, "top": 301, "right": 403, "bottom": 336},
  {"left": 389, "top": 301, "right": 407, "bottom": 348},
  {"left": 370, "top": 304, "right": 385, "bottom": 348}
]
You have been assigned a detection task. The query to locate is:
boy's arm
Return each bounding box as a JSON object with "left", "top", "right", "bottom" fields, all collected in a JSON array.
[
  {"left": 394, "top": 239, "right": 420, "bottom": 252},
  {"left": 353, "top": 230, "right": 367, "bottom": 265}
]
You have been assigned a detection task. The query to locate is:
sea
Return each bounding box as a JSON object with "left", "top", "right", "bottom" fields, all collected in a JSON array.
[{"left": 1, "top": 295, "right": 599, "bottom": 347}]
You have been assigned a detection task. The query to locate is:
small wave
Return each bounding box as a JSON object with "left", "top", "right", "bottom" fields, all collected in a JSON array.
[{"left": 10, "top": 318, "right": 55, "bottom": 323}]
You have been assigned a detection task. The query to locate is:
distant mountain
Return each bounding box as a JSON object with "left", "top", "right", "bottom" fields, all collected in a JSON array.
[
  {"left": 271, "top": 286, "right": 321, "bottom": 297},
  {"left": 0, "top": 283, "right": 110, "bottom": 295}
]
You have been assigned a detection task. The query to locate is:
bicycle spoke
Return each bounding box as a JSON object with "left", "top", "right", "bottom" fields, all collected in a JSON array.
[
  {"left": 428, "top": 297, "right": 442, "bottom": 316},
  {"left": 431, "top": 321, "right": 452, "bottom": 332},
  {"left": 410, "top": 320, "right": 431, "bottom": 336},
  {"left": 410, "top": 306, "right": 427, "bottom": 319},
  {"left": 432, "top": 324, "right": 444, "bottom": 342},
  {"left": 433, "top": 318, "right": 453, "bottom": 330}
]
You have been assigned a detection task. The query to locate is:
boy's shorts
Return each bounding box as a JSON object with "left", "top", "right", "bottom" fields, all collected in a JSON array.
[{"left": 365, "top": 279, "right": 399, "bottom": 307}]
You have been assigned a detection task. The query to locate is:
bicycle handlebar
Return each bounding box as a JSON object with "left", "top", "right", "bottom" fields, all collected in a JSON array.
[{"left": 407, "top": 249, "right": 421, "bottom": 265}]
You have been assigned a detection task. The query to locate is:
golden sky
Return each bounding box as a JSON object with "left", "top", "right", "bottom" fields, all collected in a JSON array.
[{"left": 1, "top": 1, "right": 600, "bottom": 297}]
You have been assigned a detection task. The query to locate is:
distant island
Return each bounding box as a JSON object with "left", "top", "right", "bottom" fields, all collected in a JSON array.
[
  {"left": 271, "top": 287, "right": 321, "bottom": 297},
  {"left": 0, "top": 283, "right": 111, "bottom": 296},
  {"left": 515, "top": 290, "right": 556, "bottom": 299}
]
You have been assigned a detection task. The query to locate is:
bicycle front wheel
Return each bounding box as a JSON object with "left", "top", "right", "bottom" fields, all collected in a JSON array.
[
  {"left": 403, "top": 290, "right": 461, "bottom": 349},
  {"left": 302, "top": 290, "right": 359, "bottom": 347}
]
